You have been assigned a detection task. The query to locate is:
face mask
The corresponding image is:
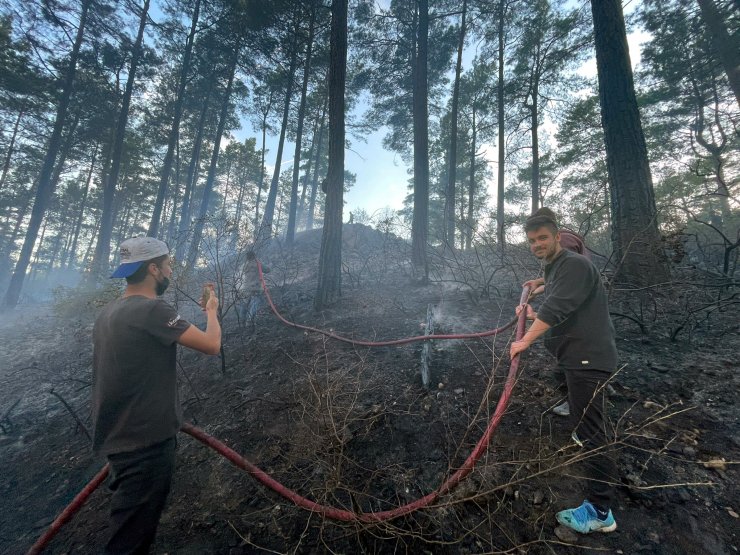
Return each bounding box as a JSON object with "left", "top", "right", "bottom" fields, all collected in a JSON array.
[{"left": 155, "top": 274, "right": 170, "bottom": 296}]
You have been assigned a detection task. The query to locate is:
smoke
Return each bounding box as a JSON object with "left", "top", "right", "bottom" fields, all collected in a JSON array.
[{"left": 429, "top": 287, "right": 511, "bottom": 353}]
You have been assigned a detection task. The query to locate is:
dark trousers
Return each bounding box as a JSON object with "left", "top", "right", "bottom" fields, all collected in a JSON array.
[
  {"left": 565, "top": 368, "right": 616, "bottom": 509},
  {"left": 105, "top": 437, "right": 176, "bottom": 555},
  {"left": 553, "top": 366, "right": 568, "bottom": 395}
]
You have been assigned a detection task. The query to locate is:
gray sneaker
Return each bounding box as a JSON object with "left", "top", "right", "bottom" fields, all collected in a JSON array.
[{"left": 553, "top": 401, "right": 570, "bottom": 417}]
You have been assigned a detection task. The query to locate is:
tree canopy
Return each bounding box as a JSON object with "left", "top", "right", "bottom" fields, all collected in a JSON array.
[{"left": 0, "top": 0, "right": 737, "bottom": 306}]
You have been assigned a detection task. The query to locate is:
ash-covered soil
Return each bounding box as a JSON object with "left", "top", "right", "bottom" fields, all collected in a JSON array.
[{"left": 1, "top": 225, "right": 738, "bottom": 554}]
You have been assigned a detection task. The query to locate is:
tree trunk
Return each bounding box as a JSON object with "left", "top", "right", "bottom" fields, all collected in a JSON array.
[
  {"left": 175, "top": 82, "right": 212, "bottom": 262},
  {"left": 47, "top": 232, "right": 64, "bottom": 273},
  {"left": 298, "top": 109, "right": 320, "bottom": 227},
  {"left": 590, "top": 0, "right": 670, "bottom": 285},
  {"left": 315, "top": 0, "right": 347, "bottom": 309},
  {"left": 691, "top": 77, "right": 732, "bottom": 231},
  {"left": 166, "top": 140, "right": 181, "bottom": 244},
  {"left": 30, "top": 219, "right": 47, "bottom": 281},
  {"left": 287, "top": 4, "right": 316, "bottom": 245},
  {"left": 219, "top": 155, "right": 233, "bottom": 215},
  {"left": 81, "top": 211, "right": 101, "bottom": 268},
  {"left": 60, "top": 224, "right": 75, "bottom": 272},
  {"left": 233, "top": 150, "right": 246, "bottom": 239},
  {"left": 0, "top": 190, "right": 32, "bottom": 277},
  {"left": 148, "top": 0, "right": 201, "bottom": 237},
  {"left": 306, "top": 92, "right": 328, "bottom": 230},
  {"left": 529, "top": 78, "right": 540, "bottom": 213},
  {"left": 186, "top": 50, "right": 238, "bottom": 270},
  {"left": 91, "top": 0, "right": 150, "bottom": 279},
  {"left": 64, "top": 144, "right": 98, "bottom": 269},
  {"left": 0, "top": 109, "right": 23, "bottom": 190},
  {"left": 696, "top": 0, "right": 740, "bottom": 108},
  {"left": 253, "top": 91, "right": 275, "bottom": 236},
  {"left": 50, "top": 114, "right": 80, "bottom": 193},
  {"left": 496, "top": 0, "right": 506, "bottom": 250},
  {"left": 3, "top": 0, "right": 90, "bottom": 310},
  {"left": 411, "top": 0, "right": 430, "bottom": 278},
  {"left": 254, "top": 114, "right": 268, "bottom": 235},
  {"left": 466, "top": 107, "right": 477, "bottom": 250},
  {"left": 258, "top": 18, "right": 300, "bottom": 241},
  {"left": 444, "top": 0, "right": 467, "bottom": 248}
]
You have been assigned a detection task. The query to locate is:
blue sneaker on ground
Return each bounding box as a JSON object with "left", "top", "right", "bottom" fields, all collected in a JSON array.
[{"left": 556, "top": 500, "right": 617, "bottom": 534}]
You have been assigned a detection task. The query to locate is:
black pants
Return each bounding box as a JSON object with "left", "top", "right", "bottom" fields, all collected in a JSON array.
[
  {"left": 565, "top": 368, "right": 616, "bottom": 509},
  {"left": 553, "top": 366, "right": 568, "bottom": 395},
  {"left": 105, "top": 437, "right": 176, "bottom": 554}
]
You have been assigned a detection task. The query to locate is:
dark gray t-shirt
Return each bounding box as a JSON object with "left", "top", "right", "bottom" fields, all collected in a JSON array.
[
  {"left": 92, "top": 295, "right": 190, "bottom": 455},
  {"left": 537, "top": 249, "right": 618, "bottom": 372}
]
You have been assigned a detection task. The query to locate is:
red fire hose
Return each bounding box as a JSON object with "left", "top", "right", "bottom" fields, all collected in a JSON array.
[
  {"left": 26, "top": 464, "right": 110, "bottom": 555},
  {"left": 27, "top": 283, "right": 530, "bottom": 553},
  {"left": 181, "top": 286, "right": 529, "bottom": 521},
  {"left": 256, "top": 261, "right": 520, "bottom": 345}
]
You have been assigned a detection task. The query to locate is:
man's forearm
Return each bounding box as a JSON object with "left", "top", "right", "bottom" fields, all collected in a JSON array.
[
  {"left": 205, "top": 310, "right": 222, "bottom": 348},
  {"left": 521, "top": 318, "right": 551, "bottom": 345}
]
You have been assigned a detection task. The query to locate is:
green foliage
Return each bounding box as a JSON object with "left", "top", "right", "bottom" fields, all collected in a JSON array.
[
  {"left": 0, "top": 15, "right": 48, "bottom": 107},
  {"left": 636, "top": 0, "right": 738, "bottom": 259},
  {"left": 354, "top": 0, "right": 458, "bottom": 157},
  {"left": 2, "top": 0, "right": 738, "bottom": 299}
]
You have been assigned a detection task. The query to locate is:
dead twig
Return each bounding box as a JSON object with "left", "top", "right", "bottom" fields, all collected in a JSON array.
[{"left": 49, "top": 389, "right": 91, "bottom": 441}]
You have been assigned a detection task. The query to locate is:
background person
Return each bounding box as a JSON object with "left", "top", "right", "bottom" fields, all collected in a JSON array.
[{"left": 237, "top": 250, "right": 270, "bottom": 329}]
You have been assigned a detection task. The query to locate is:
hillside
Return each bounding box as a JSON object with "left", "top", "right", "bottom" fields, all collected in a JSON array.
[{"left": 1, "top": 225, "right": 738, "bottom": 554}]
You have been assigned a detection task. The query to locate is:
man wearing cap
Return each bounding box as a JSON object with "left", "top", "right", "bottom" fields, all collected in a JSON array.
[
  {"left": 510, "top": 211, "right": 618, "bottom": 534},
  {"left": 92, "top": 237, "right": 221, "bottom": 554}
]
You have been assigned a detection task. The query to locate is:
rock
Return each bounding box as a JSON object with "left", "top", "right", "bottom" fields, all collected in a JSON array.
[
  {"left": 532, "top": 489, "right": 545, "bottom": 505},
  {"left": 667, "top": 444, "right": 684, "bottom": 455},
  {"left": 647, "top": 531, "right": 660, "bottom": 543},
  {"left": 727, "top": 507, "right": 739, "bottom": 518},
  {"left": 453, "top": 388, "right": 464, "bottom": 395},
  {"left": 554, "top": 525, "right": 578, "bottom": 543},
  {"left": 682, "top": 446, "right": 697, "bottom": 457}
]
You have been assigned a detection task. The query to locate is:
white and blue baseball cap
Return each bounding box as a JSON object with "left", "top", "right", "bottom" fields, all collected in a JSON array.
[{"left": 110, "top": 237, "right": 169, "bottom": 278}]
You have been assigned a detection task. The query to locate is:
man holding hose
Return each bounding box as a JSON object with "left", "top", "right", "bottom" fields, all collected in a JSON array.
[
  {"left": 524, "top": 207, "right": 592, "bottom": 417},
  {"left": 510, "top": 211, "right": 618, "bottom": 534},
  {"left": 92, "top": 237, "right": 221, "bottom": 553}
]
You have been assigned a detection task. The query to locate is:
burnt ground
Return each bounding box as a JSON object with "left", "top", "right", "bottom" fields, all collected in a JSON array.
[{"left": 1, "top": 225, "right": 738, "bottom": 554}]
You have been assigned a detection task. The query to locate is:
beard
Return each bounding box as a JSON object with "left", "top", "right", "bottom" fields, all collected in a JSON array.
[{"left": 155, "top": 276, "right": 170, "bottom": 296}]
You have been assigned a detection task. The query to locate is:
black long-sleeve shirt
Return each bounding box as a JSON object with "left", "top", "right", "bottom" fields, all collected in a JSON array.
[{"left": 537, "top": 249, "right": 617, "bottom": 372}]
